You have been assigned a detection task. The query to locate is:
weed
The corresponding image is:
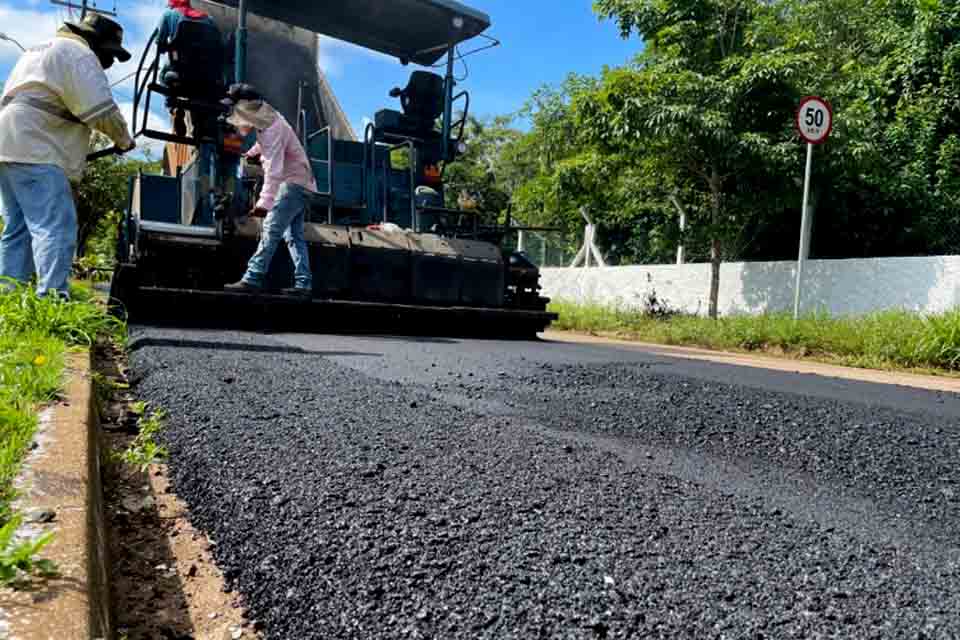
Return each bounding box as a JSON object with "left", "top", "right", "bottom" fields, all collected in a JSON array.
[
  {"left": 116, "top": 408, "right": 169, "bottom": 472},
  {"left": 641, "top": 290, "right": 679, "bottom": 320},
  {"left": 73, "top": 254, "right": 114, "bottom": 283},
  {"left": 92, "top": 372, "right": 129, "bottom": 416},
  {"left": 0, "top": 516, "right": 58, "bottom": 586}
]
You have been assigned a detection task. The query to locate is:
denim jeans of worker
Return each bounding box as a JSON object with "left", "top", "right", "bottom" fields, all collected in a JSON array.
[
  {"left": 242, "top": 183, "right": 312, "bottom": 290},
  {"left": 0, "top": 163, "right": 77, "bottom": 297}
]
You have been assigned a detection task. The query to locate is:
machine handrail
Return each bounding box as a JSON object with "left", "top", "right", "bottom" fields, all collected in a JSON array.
[
  {"left": 364, "top": 122, "right": 376, "bottom": 217},
  {"left": 380, "top": 140, "right": 416, "bottom": 224},
  {"left": 132, "top": 28, "right": 159, "bottom": 140},
  {"left": 306, "top": 125, "right": 334, "bottom": 223},
  {"left": 451, "top": 90, "right": 470, "bottom": 149}
]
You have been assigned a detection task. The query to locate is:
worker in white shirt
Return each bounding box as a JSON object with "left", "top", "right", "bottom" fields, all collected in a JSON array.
[{"left": 0, "top": 14, "right": 136, "bottom": 298}]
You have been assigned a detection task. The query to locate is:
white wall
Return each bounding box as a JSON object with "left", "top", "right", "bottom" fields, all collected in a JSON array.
[{"left": 541, "top": 256, "right": 960, "bottom": 316}]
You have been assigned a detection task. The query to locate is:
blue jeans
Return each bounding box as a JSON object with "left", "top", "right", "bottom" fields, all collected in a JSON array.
[
  {"left": 242, "top": 183, "right": 312, "bottom": 290},
  {"left": 0, "top": 163, "right": 77, "bottom": 297}
]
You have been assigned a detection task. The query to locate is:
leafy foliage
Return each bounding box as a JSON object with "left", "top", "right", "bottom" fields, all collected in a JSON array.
[
  {"left": 74, "top": 136, "right": 161, "bottom": 261},
  {"left": 443, "top": 115, "right": 534, "bottom": 216},
  {"left": 442, "top": 0, "right": 960, "bottom": 318},
  {"left": 0, "top": 516, "right": 57, "bottom": 586},
  {"left": 115, "top": 406, "right": 169, "bottom": 473}
]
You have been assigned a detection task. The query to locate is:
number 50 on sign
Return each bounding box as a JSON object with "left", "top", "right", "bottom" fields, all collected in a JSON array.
[{"left": 796, "top": 96, "right": 833, "bottom": 145}]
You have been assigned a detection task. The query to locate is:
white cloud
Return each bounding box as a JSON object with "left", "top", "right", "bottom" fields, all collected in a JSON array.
[
  {"left": 0, "top": 0, "right": 165, "bottom": 98},
  {"left": 0, "top": 5, "right": 61, "bottom": 62},
  {"left": 117, "top": 99, "right": 169, "bottom": 158},
  {"left": 316, "top": 34, "right": 394, "bottom": 77}
]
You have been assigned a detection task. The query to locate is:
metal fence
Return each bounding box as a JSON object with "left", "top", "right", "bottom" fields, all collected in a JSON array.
[{"left": 509, "top": 230, "right": 581, "bottom": 268}]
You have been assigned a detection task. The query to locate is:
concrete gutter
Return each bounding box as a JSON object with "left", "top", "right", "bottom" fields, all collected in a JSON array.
[{"left": 0, "top": 351, "right": 111, "bottom": 639}]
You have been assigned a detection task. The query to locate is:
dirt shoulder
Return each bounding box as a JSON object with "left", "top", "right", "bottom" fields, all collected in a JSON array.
[
  {"left": 97, "top": 345, "right": 261, "bottom": 640},
  {"left": 543, "top": 330, "right": 960, "bottom": 394}
]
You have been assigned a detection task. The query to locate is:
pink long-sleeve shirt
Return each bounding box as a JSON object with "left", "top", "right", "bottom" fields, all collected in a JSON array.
[{"left": 246, "top": 115, "right": 316, "bottom": 211}]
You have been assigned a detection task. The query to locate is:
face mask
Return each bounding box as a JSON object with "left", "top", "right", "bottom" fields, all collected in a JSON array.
[{"left": 96, "top": 50, "right": 115, "bottom": 69}]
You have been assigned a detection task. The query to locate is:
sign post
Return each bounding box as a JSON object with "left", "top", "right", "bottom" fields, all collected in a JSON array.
[{"left": 793, "top": 96, "right": 833, "bottom": 319}]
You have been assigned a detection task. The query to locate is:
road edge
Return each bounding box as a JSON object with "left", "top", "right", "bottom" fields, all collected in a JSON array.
[
  {"left": 0, "top": 350, "right": 112, "bottom": 639},
  {"left": 543, "top": 330, "right": 960, "bottom": 394}
]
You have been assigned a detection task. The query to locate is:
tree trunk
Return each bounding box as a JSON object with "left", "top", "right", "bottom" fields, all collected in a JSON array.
[
  {"left": 709, "top": 237, "right": 721, "bottom": 319},
  {"left": 75, "top": 216, "right": 94, "bottom": 258},
  {"left": 708, "top": 169, "right": 722, "bottom": 319}
]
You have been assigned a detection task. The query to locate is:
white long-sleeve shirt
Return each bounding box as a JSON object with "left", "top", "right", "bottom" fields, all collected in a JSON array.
[{"left": 0, "top": 32, "right": 133, "bottom": 180}]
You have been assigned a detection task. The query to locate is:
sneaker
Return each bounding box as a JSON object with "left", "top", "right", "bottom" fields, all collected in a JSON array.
[
  {"left": 224, "top": 280, "right": 261, "bottom": 293},
  {"left": 281, "top": 287, "right": 312, "bottom": 298}
]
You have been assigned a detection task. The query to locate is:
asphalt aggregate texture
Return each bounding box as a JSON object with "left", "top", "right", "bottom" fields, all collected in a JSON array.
[{"left": 128, "top": 328, "right": 960, "bottom": 639}]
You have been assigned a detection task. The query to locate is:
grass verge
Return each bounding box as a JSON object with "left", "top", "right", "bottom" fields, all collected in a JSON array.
[
  {"left": 548, "top": 300, "right": 960, "bottom": 374},
  {"left": 0, "top": 281, "right": 123, "bottom": 586}
]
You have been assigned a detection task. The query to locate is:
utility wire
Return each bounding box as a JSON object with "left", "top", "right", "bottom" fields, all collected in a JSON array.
[
  {"left": 111, "top": 70, "right": 138, "bottom": 87},
  {"left": 0, "top": 33, "right": 26, "bottom": 52}
]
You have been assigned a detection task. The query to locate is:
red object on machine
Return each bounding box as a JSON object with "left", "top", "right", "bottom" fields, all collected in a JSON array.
[
  {"left": 222, "top": 133, "right": 246, "bottom": 155},
  {"left": 423, "top": 164, "right": 442, "bottom": 185},
  {"left": 168, "top": 0, "right": 208, "bottom": 20}
]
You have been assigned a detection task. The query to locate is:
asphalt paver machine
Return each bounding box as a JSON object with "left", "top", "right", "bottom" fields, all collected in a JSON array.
[{"left": 111, "top": 0, "right": 557, "bottom": 336}]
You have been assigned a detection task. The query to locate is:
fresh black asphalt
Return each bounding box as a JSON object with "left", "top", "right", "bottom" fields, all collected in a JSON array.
[{"left": 128, "top": 328, "right": 960, "bottom": 639}]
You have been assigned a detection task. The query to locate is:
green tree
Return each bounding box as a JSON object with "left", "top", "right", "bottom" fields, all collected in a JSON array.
[
  {"left": 579, "top": 0, "right": 806, "bottom": 316},
  {"left": 74, "top": 138, "right": 159, "bottom": 259},
  {"left": 442, "top": 115, "right": 536, "bottom": 218},
  {"left": 782, "top": 0, "right": 960, "bottom": 258}
]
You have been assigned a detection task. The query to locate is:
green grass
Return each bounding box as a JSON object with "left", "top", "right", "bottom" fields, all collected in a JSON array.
[
  {"left": 0, "top": 331, "right": 65, "bottom": 525},
  {"left": 0, "top": 282, "right": 122, "bottom": 346},
  {"left": 549, "top": 300, "right": 960, "bottom": 374},
  {"left": 0, "top": 280, "right": 123, "bottom": 585}
]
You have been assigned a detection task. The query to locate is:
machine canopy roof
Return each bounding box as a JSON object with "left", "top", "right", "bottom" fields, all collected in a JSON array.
[{"left": 210, "top": 0, "right": 491, "bottom": 66}]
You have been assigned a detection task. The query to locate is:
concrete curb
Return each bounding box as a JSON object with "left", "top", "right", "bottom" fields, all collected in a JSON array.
[{"left": 0, "top": 351, "right": 111, "bottom": 639}]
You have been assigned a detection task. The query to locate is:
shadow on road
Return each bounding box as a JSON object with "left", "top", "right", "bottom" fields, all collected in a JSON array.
[{"left": 128, "top": 337, "right": 384, "bottom": 359}]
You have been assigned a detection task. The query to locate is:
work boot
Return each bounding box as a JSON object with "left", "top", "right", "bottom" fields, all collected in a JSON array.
[
  {"left": 281, "top": 287, "right": 312, "bottom": 298},
  {"left": 224, "top": 280, "right": 261, "bottom": 293}
]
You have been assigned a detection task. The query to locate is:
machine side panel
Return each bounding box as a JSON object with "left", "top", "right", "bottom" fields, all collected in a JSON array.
[
  {"left": 304, "top": 225, "right": 350, "bottom": 296},
  {"left": 135, "top": 174, "right": 181, "bottom": 225},
  {"left": 450, "top": 238, "right": 504, "bottom": 307},
  {"left": 349, "top": 229, "right": 412, "bottom": 301},
  {"left": 408, "top": 235, "right": 462, "bottom": 305}
]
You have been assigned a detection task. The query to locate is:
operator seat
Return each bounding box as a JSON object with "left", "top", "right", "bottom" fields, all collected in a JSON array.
[
  {"left": 160, "top": 19, "right": 225, "bottom": 97},
  {"left": 158, "top": 19, "right": 225, "bottom": 140},
  {"left": 374, "top": 71, "right": 445, "bottom": 138}
]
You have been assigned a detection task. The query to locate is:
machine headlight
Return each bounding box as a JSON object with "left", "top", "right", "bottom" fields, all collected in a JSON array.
[
  {"left": 458, "top": 141, "right": 468, "bottom": 154},
  {"left": 452, "top": 16, "right": 465, "bottom": 29}
]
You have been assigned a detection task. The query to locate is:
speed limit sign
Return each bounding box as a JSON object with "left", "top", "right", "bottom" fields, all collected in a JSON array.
[
  {"left": 796, "top": 96, "right": 833, "bottom": 144},
  {"left": 793, "top": 95, "right": 833, "bottom": 319}
]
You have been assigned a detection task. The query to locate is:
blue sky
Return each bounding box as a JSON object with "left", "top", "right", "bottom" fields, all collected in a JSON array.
[
  {"left": 318, "top": 0, "right": 642, "bottom": 133},
  {"left": 0, "top": 0, "right": 642, "bottom": 144}
]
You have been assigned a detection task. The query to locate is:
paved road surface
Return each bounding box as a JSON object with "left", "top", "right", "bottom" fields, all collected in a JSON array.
[{"left": 128, "top": 328, "right": 960, "bottom": 639}]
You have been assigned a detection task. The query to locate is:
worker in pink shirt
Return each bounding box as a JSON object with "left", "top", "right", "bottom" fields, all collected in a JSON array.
[{"left": 222, "top": 84, "right": 316, "bottom": 296}]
